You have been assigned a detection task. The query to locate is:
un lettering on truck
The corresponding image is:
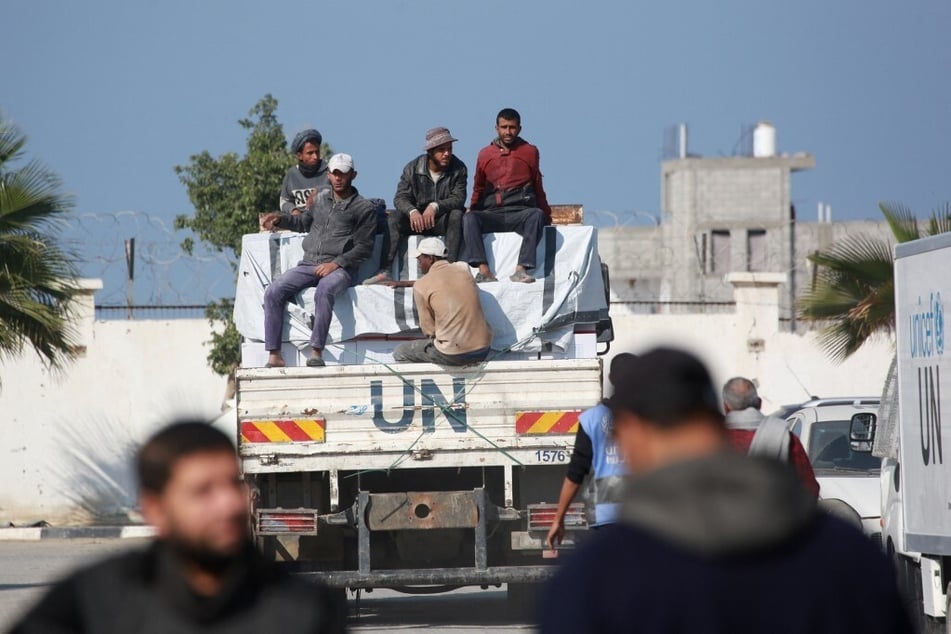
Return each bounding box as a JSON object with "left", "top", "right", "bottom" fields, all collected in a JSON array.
[{"left": 895, "top": 233, "right": 951, "bottom": 554}]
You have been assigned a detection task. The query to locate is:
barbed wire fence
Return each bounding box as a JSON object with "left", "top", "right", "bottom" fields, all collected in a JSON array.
[{"left": 60, "top": 210, "right": 236, "bottom": 319}]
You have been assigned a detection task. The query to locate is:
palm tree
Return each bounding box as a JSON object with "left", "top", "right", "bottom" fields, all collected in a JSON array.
[
  {"left": 799, "top": 202, "right": 951, "bottom": 361},
  {"left": 0, "top": 114, "right": 79, "bottom": 370}
]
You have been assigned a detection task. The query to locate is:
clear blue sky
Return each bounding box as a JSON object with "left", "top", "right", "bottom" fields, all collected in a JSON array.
[{"left": 3, "top": 0, "right": 949, "bottom": 304}]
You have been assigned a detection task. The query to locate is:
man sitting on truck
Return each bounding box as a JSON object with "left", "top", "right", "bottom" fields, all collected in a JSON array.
[
  {"left": 363, "top": 127, "right": 466, "bottom": 285},
  {"left": 722, "top": 377, "right": 820, "bottom": 498},
  {"left": 464, "top": 107, "right": 552, "bottom": 284},
  {"left": 260, "top": 153, "right": 377, "bottom": 368},
  {"left": 279, "top": 129, "right": 328, "bottom": 215},
  {"left": 388, "top": 237, "right": 492, "bottom": 366}
]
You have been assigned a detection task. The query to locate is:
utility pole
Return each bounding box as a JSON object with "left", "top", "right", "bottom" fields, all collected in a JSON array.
[{"left": 125, "top": 238, "right": 135, "bottom": 319}]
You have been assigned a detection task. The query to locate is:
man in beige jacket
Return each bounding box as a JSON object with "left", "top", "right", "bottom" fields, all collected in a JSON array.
[{"left": 390, "top": 237, "right": 492, "bottom": 366}]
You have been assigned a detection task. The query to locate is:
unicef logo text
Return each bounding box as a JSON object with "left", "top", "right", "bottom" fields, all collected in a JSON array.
[{"left": 910, "top": 291, "right": 945, "bottom": 359}]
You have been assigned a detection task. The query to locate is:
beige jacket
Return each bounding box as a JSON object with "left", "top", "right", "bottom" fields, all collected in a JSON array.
[{"left": 413, "top": 261, "right": 492, "bottom": 355}]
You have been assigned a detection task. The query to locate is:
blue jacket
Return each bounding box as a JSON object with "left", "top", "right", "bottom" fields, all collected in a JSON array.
[{"left": 578, "top": 403, "right": 627, "bottom": 525}]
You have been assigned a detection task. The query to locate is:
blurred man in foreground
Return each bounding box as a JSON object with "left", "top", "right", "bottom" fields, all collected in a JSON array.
[
  {"left": 13, "top": 421, "right": 344, "bottom": 633},
  {"left": 539, "top": 347, "right": 909, "bottom": 633}
]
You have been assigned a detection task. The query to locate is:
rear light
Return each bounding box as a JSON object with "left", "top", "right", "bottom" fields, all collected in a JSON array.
[
  {"left": 527, "top": 502, "right": 587, "bottom": 531},
  {"left": 256, "top": 508, "right": 318, "bottom": 535}
]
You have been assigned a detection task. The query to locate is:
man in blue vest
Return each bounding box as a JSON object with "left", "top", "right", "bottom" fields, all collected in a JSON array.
[{"left": 546, "top": 353, "right": 635, "bottom": 548}]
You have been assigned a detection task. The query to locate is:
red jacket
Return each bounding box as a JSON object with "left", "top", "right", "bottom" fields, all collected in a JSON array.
[
  {"left": 728, "top": 429, "right": 821, "bottom": 499},
  {"left": 469, "top": 138, "right": 551, "bottom": 217}
]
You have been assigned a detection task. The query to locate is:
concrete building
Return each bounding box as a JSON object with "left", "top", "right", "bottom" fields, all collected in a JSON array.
[{"left": 599, "top": 123, "right": 895, "bottom": 329}]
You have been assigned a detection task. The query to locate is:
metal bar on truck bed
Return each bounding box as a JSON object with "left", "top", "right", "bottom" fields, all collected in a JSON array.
[
  {"left": 358, "top": 491, "right": 370, "bottom": 574},
  {"left": 474, "top": 488, "right": 487, "bottom": 570},
  {"left": 296, "top": 565, "right": 557, "bottom": 588}
]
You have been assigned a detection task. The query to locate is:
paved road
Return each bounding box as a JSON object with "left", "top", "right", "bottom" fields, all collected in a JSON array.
[{"left": 0, "top": 539, "right": 536, "bottom": 632}]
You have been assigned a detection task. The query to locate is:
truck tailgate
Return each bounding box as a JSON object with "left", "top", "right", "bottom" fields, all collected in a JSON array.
[{"left": 236, "top": 358, "right": 602, "bottom": 473}]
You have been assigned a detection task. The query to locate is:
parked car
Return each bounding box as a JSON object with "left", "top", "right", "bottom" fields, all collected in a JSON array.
[{"left": 785, "top": 400, "right": 882, "bottom": 539}]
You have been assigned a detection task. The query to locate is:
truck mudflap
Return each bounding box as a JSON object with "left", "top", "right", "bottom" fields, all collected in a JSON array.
[{"left": 297, "top": 565, "right": 557, "bottom": 589}]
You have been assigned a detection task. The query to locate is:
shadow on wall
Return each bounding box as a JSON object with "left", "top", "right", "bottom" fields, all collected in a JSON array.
[{"left": 45, "top": 414, "right": 140, "bottom": 526}]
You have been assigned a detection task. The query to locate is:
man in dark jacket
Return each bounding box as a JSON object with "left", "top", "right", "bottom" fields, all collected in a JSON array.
[
  {"left": 539, "top": 347, "right": 910, "bottom": 634},
  {"left": 261, "top": 153, "right": 377, "bottom": 367},
  {"left": 279, "top": 128, "right": 328, "bottom": 215},
  {"left": 12, "top": 421, "right": 345, "bottom": 633},
  {"left": 363, "top": 127, "right": 466, "bottom": 285},
  {"left": 465, "top": 107, "right": 551, "bottom": 284}
]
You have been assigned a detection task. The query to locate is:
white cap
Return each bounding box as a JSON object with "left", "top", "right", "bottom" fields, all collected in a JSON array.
[
  {"left": 327, "top": 153, "right": 354, "bottom": 173},
  {"left": 414, "top": 237, "right": 448, "bottom": 258}
]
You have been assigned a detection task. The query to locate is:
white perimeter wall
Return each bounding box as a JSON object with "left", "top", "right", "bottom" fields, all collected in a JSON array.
[
  {"left": 0, "top": 282, "right": 227, "bottom": 526},
  {"left": 0, "top": 275, "right": 894, "bottom": 525}
]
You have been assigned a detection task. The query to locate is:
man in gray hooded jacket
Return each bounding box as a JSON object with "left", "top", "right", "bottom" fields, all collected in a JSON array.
[
  {"left": 540, "top": 347, "right": 909, "bottom": 633},
  {"left": 261, "top": 153, "right": 377, "bottom": 368}
]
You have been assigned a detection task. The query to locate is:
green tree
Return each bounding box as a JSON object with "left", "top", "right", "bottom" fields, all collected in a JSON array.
[
  {"left": 0, "top": 114, "right": 80, "bottom": 371},
  {"left": 799, "top": 202, "right": 951, "bottom": 361},
  {"left": 174, "top": 95, "right": 331, "bottom": 376}
]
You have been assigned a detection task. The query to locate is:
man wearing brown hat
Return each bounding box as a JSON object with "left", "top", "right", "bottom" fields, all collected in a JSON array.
[
  {"left": 363, "top": 127, "right": 466, "bottom": 285},
  {"left": 539, "top": 347, "right": 909, "bottom": 633}
]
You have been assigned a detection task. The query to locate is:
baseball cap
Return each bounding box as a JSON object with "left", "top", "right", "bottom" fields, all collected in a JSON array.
[
  {"left": 327, "top": 153, "right": 354, "bottom": 173},
  {"left": 414, "top": 237, "right": 448, "bottom": 258},
  {"left": 291, "top": 129, "right": 322, "bottom": 154},
  {"left": 605, "top": 347, "right": 722, "bottom": 426}
]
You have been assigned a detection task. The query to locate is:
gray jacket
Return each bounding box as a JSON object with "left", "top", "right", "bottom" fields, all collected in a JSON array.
[
  {"left": 275, "top": 187, "right": 377, "bottom": 271},
  {"left": 393, "top": 155, "right": 467, "bottom": 217},
  {"left": 279, "top": 163, "right": 329, "bottom": 213}
]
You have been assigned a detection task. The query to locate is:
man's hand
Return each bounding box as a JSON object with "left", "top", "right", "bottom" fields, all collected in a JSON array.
[
  {"left": 261, "top": 213, "right": 281, "bottom": 230},
  {"left": 384, "top": 280, "right": 415, "bottom": 288},
  {"left": 409, "top": 209, "right": 425, "bottom": 233},
  {"left": 291, "top": 207, "right": 304, "bottom": 216},
  {"left": 313, "top": 262, "right": 340, "bottom": 278},
  {"left": 546, "top": 516, "right": 565, "bottom": 550},
  {"left": 421, "top": 203, "right": 437, "bottom": 230}
]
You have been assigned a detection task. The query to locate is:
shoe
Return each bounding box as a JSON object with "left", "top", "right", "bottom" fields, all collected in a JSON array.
[
  {"left": 362, "top": 270, "right": 392, "bottom": 286},
  {"left": 509, "top": 270, "right": 535, "bottom": 283},
  {"left": 474, "top": 272, "right": 498, "bottom": 283},
  {"left": 306, "top": 356, "right": 326, "bottom": 367}
]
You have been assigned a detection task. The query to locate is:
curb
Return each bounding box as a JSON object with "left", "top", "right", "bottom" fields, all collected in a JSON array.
[{"left": 0, "top": 526, "right": 156, "bottom": 541}]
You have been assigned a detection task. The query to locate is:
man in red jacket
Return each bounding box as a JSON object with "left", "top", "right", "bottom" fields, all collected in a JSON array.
[
  {"left": 464, "top": 108, "right": 551, "bottom": 284},
  {"left": 722, "top": 376, "right": 820, "bottom": 498}
]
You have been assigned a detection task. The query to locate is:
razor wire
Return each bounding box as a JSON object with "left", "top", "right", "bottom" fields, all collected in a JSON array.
[{"left": 58, "top": 210, "right": 236, "bottom": 306}]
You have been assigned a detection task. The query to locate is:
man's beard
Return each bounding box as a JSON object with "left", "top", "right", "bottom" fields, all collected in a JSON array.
[{"left": 166, "top": 533, "right": 250, "bottom": 574}]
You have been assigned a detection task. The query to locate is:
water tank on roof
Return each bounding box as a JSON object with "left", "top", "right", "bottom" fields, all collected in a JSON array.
[{"left": 753, "top": 121, "right": 776, "bottom": 158}]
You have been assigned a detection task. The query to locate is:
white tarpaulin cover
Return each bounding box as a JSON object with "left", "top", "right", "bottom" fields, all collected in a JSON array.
[{"left": 234, "top": 226, "right": 608, "bottom": 353}]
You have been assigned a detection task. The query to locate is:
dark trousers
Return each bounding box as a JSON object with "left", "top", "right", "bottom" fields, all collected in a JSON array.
[
  {"left": 263, "top": 263, "right": 352, "bottom": 351},
  {"left": 393, "top": 338, "right": 490, "bottom": 366},
  {"left": 379, "top": 208, "right": 464, "bottom": 271},
  {"left": 463, "top": 207, "right": 546, "bottom": 270}
]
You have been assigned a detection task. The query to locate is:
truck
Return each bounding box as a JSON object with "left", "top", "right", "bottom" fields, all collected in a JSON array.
[
  {"left": 869, "top": 232, "right": 951, "bottom": 632},
  {"left": 232, "top": 209, "right": 612, "bottom": 603}
]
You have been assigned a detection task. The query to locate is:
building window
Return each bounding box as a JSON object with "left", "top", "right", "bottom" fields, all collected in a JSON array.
[
  {"left": 711, "top": 230, "right": 731, "bottom": 274},
  {"left": 747, "top": 229, "right": 767, "bottom": 272}
]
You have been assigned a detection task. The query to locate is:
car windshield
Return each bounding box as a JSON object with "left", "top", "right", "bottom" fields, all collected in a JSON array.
[{"left": 808, "top": 420, "right": 881, "bottom": 472}]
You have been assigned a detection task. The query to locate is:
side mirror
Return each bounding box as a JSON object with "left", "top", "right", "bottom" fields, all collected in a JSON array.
[{"left": 849, "top": 412, "right": 877, "bottom": 453}]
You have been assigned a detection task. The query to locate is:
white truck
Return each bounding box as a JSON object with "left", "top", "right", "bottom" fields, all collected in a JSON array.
[
  {"left": 871, "top": 232, "right": 951, "bottom": 632},
  {"left": 232, "top": 215, "right": 612, "bottom": 598}
]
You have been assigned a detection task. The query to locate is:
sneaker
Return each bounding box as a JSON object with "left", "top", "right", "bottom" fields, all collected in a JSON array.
[
  {"left": 474, "top": 272, "right": 498, "bottom": 284},
  {"left": 362, "top": 270, "right": 392, "bottom": 286},
  {"left": 306, "top": 356, "right": 326, "bottom": 367},
  {"left": 509, "top": 270, "right": 536, "bottom": 284}
]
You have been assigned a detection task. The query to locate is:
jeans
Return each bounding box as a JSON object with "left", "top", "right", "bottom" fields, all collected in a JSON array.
[
  {"left": 393, "top": 338, "right": 490, "bottom": 366},
  {"left": 379, "top": 208, "right": 464, "bottom": 271},
  {"left": 263, "top": 263, "right": 352, "bottom": 351},
  {"left": 462, "top": 207, "right": 546, "bottom": 270}
]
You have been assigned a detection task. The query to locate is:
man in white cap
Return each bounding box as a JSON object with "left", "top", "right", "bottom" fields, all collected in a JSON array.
[
  {"left": 363, "top": 127, "right": 467, "bottom": 285},
  {"left": 260, "top": 154, "right": 378, "bottom": 367},
  {"left": 390, "top": 237, "right": 492, "bottom": 366}
]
